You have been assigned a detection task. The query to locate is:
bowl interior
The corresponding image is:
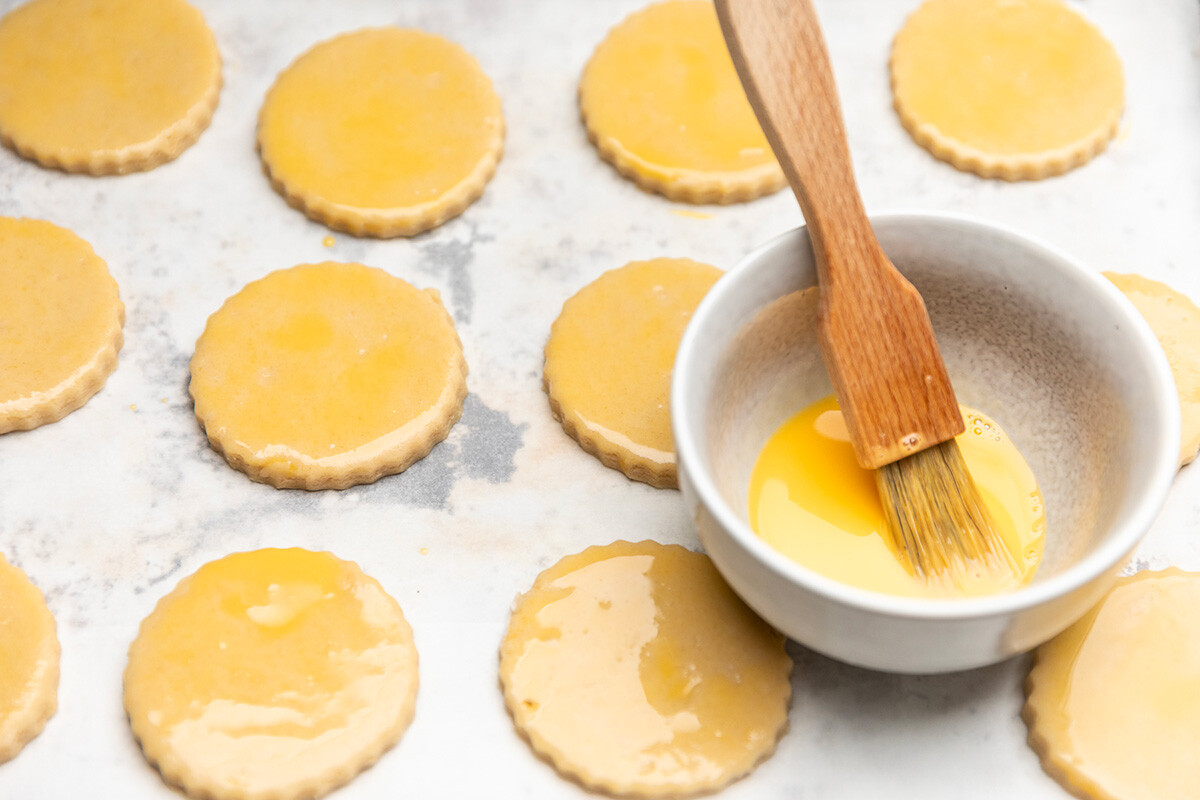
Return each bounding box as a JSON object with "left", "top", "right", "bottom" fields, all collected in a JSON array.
[{"left": 692, "top": 214, "right": 1176, "bottom": 592}]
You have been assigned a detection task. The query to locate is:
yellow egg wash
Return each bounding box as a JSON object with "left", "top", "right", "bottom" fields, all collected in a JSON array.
[
  {"left": 748, "top": 395, "right": 1044, "bottom": 598},
  {"left": 0, "top": 553, "right": 58, "bottom": 764},
  {"left": 258, "top": 27, "right": 502, "bottom": 209},
  {"left": 1025, "top": 570, "right": 1200, "bottom": 800},
  {"left": 0, "top": 0, "right": 221, "bottom": 171},
  {"left": 580, "top": 0, "right": 775, "bottom": 176},
  {"left": 189, "top": 261, "right": 466, "bottom": 490},
  {"left": 123, "top": 548, "right": 418, "bottom": 798},
  {"left": 499, "top": 541, "right": 792, "bottom": 796},
  {"left": 890, "top": 0, "right": 1123, "bottom": 156}
]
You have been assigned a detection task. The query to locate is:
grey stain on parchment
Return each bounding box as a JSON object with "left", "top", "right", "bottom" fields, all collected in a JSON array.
[
  {"left": 417, "top": 222, "right": 493, "bottom": 325},
  {"left": 457, "top": 393, "right": 526, "bottom": 484},
  {"left": 350, "top": 392, "right": 526, "bottom": 509}
]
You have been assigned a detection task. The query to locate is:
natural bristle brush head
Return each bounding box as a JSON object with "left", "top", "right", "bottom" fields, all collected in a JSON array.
[{"left": 876, "top": 439, "right": 1021, "bottom": 593}]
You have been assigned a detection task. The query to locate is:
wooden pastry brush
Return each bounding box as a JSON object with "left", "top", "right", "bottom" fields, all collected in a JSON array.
[{"left": 714, "top": 0, "right": 1019, "bottom": 587}]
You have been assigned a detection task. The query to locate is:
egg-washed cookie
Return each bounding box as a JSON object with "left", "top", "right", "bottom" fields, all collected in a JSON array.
[
  {"left": 0, "top": 217, "right": 124, "bottom": 434},
  {"left": 125, "top": 548, "right": 418, "bottom": 800},
  {"left": 890, "top": 0, "right": 1123, "bottom": 180},
  {"left": 0, "top": 554, "right": 59, "bottom": 766},
  {"left": 579, "top": 0, "right": 784, "bottom": 204},
  {"left": 544, "top": 258, "right": 722, "bottom": 488},
  {"left": 500, "top": 541, "right": 792, "bottom": 798},
  {"left": 0, "top": 0, "right": 220, "bottom": 175},
  {"left": 1105, "top": 273, "right": 1200, "bottom": 468},
  {"left": 1024, "top": 569, "right": 1200, "bottom": 800},
  {"left": 258, "top": 27, "right": 504, "bottom": 238},
  {"left": 189, "top": 262, "right": 467, "bottom": 490}
]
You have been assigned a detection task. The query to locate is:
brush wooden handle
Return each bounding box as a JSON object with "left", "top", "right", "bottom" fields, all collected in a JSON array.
[{"left": 715, "top": 0, "right": 964, "bottom": 469}]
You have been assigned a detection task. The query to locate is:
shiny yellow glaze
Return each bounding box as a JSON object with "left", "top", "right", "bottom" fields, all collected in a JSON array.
[
  {"left": 259, "top": 27, "right": 502, "bottom": 210},
  {"left": 190, "top": 262, "right": 464, "bottom": 486},
  {"left": 891, "top": 0, "right": 1123, "bottom": 155},
  {"left": 580, "top": 0, "right": 777, "bottom": 177},
  {"left": 500, "top": 541, "right": 791, "bottom": 797},
  {"left": 543, "top": 258, "right": 722, "bottom": 486},
  {"left": 0, "top": 0, "right": 219, "bottom": 160},
  {"left": 748, "top": 396, "right": 1044, "bottom": 598},
  {"left": 1026, "top": 570, "right": 1200, "bottom": 800},
  {"left": 1105, "top": 273, "right": 1200, "bottom": 468},
  {"left": 0, "top": 217, "right": 123, "bottom": 428},
  {"left": 124, "top": 548, "right": 418, "bottom": 799},
  {"left": 0, "top": 554, "right": 58, "bottom": 764}
]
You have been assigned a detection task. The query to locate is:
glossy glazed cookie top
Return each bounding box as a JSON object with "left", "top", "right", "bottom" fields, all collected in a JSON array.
[
  {"left": 258, "top": 27, "right": 503, "bottom": 237},
  {"left": 890, "top": 0, "right": 1123, "bottom": 179},
  {"left": 500, "top": 540, "right": 792, "bottom": 797},
  {"left": 0, "top": 217, "right": 124, "bottom": 433},
  {"left": 124, "top": 548, "right": 419, "bottom": 800},
  {"left": 1105, "top": 272, "right": 1200, "bottom": 468},
  {"left": 0, "top": 553, "right": 59, "bottom": 765},
  {"left": 580, "top": 0, "right": 784, "bottom": 202},
  {"left": 0, "top": 0, "right": 221, "bottom": 173},
  {"left": 1025, "top": 569, "right": 1200, "bottom": 800},
  {"left": 543, "top": 257, "right": 722, "bottom": 487},
  {"left": 189, "top": 262, "right": 467, "bottom": 489}
]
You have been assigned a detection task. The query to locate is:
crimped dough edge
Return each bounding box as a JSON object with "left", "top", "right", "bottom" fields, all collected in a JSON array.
[
  {"left": 498, "top": 540, "right": 794, "bottom": 798},
  {"left": 124, "top": 551, "right": 419, "bottom": 800}
]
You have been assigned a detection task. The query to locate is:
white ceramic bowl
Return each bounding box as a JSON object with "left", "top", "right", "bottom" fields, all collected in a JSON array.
[{"left": 672, "top": 212, "right": 1179, "bottom": 673}]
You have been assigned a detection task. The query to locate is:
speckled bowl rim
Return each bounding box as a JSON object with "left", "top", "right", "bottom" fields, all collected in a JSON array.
[{"left": 672, "top": 210, "right": 1180, "bottom": 623}]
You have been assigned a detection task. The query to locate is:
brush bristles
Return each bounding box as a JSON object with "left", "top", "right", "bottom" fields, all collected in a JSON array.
[{"left": 876, "top": 439, "right": 1019, "bottom": 588}]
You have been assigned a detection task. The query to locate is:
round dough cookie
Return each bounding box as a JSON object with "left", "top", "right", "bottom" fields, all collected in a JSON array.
[
  {"left": 0, "top": 554, "right": 59, "bottom": 765},
  {"left": 0, "top": 217, "right": 124, "bottom": 434},
  {"left": 125, "top": 548, "right": 419, "bottom": 800},
  {"left": 1024, "top": 569, "right": 1200, "bottom": 800},
  {"left": 890, "top": 0, "right": 1123, "bottom": 180},
  {"left": 543, "top": 257, "right": 722, "bottom": 488},
  {"left": 579, "top": 0, "right": 784, "bottom": 203},
  {"left": 1105, "top": 273, "right": 1200, "bottom": 468},
  {"left": 189, "top": 262, "right": 467, "bottom": 490},
  {"left": 0, "top": 0, "right": 221, "bottom": 175},
  {"left": 258, "top": 27, "right": 504, "bottom": 238},
  {"left": 500, "top": 541, "right": 792, "bottom": 798}
]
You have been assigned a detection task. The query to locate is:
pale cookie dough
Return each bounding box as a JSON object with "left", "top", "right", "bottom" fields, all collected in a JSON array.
[
  {"left": 189, "top": 262, "right": 467, "bottom": 490},
  {"left": 258, "top": 27, "right": 504, "bottom": 238},
  {"left": 579, "top": 0, "right": 784, "bottom": 203},
  {"left": 0, "top": 0, "right": 221, "bottom": 175},
  {"left": 0, "top": 217, "right": 124, "bottom": 434},
  {"left": 543, "top": 257, "right": 722, "bottom": 488},
  {"left": 890, "top": 0, "right": 1123, "bottom": 180},
  {"left": 500, "top": 541, "right": 792, "bottom": 798},
  {"left": 125, "top": 548, "right": 419, "bottom": 800},
  {"left": 0, "top": 554, "right": 59, "bottom": 766},
  {"left": 1024, "top": 569, "right": 1200, "bottom": 800},
  {"left": 1105, "top": 273, "right": 1200, "bottom": 467}
]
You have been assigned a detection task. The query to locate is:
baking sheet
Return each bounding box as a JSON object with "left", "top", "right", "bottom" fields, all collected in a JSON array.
[{"left": 1, "top": 0, "right": 1199, "bottom": 797}]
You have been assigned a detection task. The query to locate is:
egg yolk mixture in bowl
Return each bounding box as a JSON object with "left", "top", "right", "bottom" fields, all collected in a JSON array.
[
  {"left": 748, "top": 396, "right": 1044, "bottom": 598},
  {"left": 672, "top": 213, "right": 1179, "bottom": 672}
]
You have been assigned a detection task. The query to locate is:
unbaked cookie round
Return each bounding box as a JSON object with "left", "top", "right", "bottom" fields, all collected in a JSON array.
[
  {"left": 1105, "top": 272, "right": 1200, "bottom": 468},
  {"left": 0, "top": 217, "right": 124, "bottom": 434},
  {"left": 0, "top": 0, "right": 221, "bottom": 174},
  {"left": 258, "top": 27, "right": 504, "bottom": 237},
  {"left": 0, "top": 554, "right": 59, "bottom": 766},
  {"left": 500, "top": 540, "right": 792, "bottom": 797},
  {"left": 890, "top": 0, "right": 1123, "bottom": 180},
  {"left": 1024, "top": 569, "right": 1200, "bottom": 800},
  {"left": 189, "top": 262, "right": 467, "bottom": 489},
  {"left": 579, "top": 0, "right": 784, "bottom": 203},
  {"left": 543, "top": 257, "right": 722, "bottom": 488},
  {"left": 125, "top": 548, "right": 419, "bottom": 800}
]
